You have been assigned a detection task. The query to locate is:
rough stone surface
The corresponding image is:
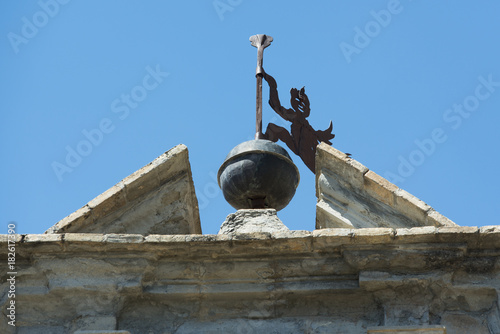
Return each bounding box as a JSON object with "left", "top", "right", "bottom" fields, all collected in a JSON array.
[
  {"left": 218, "top": 209, "right": 289, "bottom": 234},
  {"left": 2, "top": 227, "right": 500, "bottom": 333},
  {"left": 45, "top": 144, "right": 201, "bottom": 235},
  {"left": 367, "top": 326, "right": 446, "bottom": 333},
  {"left": 74, "top": 331, "right": 131, "bottom": 334},
  {"left": 441, "top": 313, "right": 491, "bottom": 334},
  {"left": 71, "top": 316, "right": 117, "bottom": 332},
  {"left": 315, "top": 143, "right": 457, "bottom": 229}
]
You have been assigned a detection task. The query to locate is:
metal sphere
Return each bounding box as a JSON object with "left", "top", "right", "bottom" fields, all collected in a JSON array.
[{"left": 217, "top": 139, "right": 300, "bottom": 211}]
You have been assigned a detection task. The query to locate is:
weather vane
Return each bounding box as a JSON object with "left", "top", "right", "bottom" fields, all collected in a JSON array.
[
  {"left": 249, "top": 34, "right": 335, "bottom": 173},
  {"left": 217, "top": 34, "right": 335, "bottom": 212}
]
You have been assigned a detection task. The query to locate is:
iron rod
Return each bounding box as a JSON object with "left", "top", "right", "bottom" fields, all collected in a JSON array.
[
  {"left": 255, "top": 74, "right": 263, "bottom": 139},
  {"left": 250, "top": 34, "right": 272, "bottom": 140}
]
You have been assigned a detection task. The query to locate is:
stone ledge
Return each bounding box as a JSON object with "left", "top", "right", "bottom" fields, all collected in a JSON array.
[
  {"left": 144, "top": 234, "right": 190, "bottom": 243},
  {"left": 479, "top": 225, "right": 500, "bottom": 248},
  {"left": 103, "top": 234, "right": 144, "bottom": 243},
  {"left": 24, "top": 234, "right": 63, "bottom": 243},
  {"left": 351, "top": 228, "right": 396, "bottom": 243},
  {"left": 63, "top": 233, "right": 106, "bottom": 243},
  {"left": 395, "top": 226, "right": 480, "bottom": 247},
  {"left": 395, "top": 226, "right": 437, "bottom": 239},
  {"left": 230, "top": 232, "right": 273, "bottom": 241},
  {"left": 0, "top": 234, "right": 23, "bottom": 243},
  {"left": 272, "top": 230, "right": 312, "bottom": 240},
  {"left": 8, "top": 227, "right": 498, "bottom": 258},
  {"left": 22, "top": 227, "right": 492, "bottom": 244}
]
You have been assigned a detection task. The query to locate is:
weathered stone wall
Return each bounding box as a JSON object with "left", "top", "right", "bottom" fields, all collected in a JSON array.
[{"left": 1, "top": 226, "right": 500, "bottom": 333}]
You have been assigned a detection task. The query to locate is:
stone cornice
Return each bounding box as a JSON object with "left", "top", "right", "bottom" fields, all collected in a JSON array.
[
  {"left": 4, "top": 226, "right": 499, "bottom": 260},
  {"left": 3, "top": 226, "right": 500, "bottom": 332}
]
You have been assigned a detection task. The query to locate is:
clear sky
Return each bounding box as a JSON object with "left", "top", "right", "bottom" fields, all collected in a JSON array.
[{"left": 2, "top": 1, "right": 499, "bottom": 235}]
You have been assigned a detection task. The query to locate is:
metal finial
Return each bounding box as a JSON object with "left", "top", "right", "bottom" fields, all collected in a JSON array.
[{"left": 250, "top": 34, "right": 273, "bottom": 139}]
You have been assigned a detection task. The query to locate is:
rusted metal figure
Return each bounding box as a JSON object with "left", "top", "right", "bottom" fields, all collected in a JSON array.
[
  {"left": 249, "top": 34, "right": 334, "bottom": 174},
  {"left": 261, "top": 72, "right": 334, "bottom": 173}
]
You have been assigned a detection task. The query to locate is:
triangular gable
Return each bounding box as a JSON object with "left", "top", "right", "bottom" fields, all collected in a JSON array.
[
  {"left": 46, "top": 144, "right": 202, "bottom": 235},
  {"left": 315, "top": 143, "right": 456, "bottom": 229}
]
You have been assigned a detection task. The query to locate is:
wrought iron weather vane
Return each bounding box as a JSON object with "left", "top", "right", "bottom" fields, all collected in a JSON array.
[
  {"left": 217, "top": 34, "right": 335, "bottom": 212},
  {"left": 249, "top": 34, "right": 335, "bottom": 173}
]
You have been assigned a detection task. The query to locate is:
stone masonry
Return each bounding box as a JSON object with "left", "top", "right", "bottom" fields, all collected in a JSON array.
[
  {"left": 1, "top": 227, "right": 500, "bottom": 333},
  {"left": 2, "top": 143, "right": 499, "bottom": 333}
]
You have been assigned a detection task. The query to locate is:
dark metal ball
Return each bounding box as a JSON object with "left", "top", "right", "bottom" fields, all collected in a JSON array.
[{"left": 217, "top": 139, "right": 300, "bottom": 211}]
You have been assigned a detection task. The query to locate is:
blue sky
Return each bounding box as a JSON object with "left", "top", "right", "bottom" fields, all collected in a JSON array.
[{"left": 1, "top": 1, "right": 499, "bottom": 235}]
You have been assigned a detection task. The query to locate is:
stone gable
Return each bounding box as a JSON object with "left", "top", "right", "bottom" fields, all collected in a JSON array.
[
  {"left": 315, "top": 143, "right": 456, "bottom": 229},
  {"left": 45, "top": 144, "right": 201, "bottom": 235}
]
